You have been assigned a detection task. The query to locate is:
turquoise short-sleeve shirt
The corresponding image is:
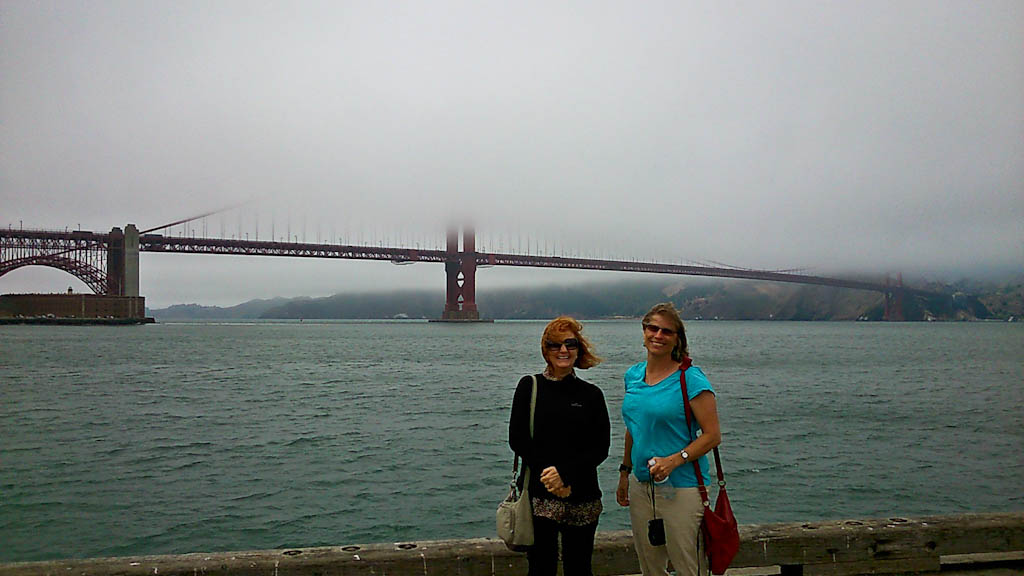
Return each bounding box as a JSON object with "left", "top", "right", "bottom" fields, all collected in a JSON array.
[{"left": 622, "top": 361, "right": 715, "bottom": 487}]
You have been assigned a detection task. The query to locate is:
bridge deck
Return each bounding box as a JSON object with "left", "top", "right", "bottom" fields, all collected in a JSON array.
[{"left": 1, "top": 228, "right": 942, "bottom": 298}]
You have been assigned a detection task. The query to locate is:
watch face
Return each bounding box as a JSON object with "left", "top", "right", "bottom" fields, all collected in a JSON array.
[{"left": 680, "top": 450, "right": 689, "bottom": 460}]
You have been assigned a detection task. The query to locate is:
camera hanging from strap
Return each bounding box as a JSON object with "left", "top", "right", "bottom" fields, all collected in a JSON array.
[{"left": 647, "top": 480, "right": 666, "bottom": 546}]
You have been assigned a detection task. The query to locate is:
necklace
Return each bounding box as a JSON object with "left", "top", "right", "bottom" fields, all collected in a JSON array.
[{"left": 543, "top": 367, "right": 574, "bottom": 381}]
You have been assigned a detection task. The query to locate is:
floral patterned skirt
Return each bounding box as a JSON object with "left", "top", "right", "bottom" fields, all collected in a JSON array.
[{"left": 532, "top": 496, "right": 602, "bottom": 526}]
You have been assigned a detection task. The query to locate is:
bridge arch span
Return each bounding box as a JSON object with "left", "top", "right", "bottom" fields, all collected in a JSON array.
[{"left": 0, "top": 256, "right": 108, "bottom": 295}]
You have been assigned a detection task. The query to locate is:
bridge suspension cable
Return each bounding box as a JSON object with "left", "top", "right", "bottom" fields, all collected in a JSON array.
[{"left": 139, "top": 201, "right": 252, "bottom": 235}]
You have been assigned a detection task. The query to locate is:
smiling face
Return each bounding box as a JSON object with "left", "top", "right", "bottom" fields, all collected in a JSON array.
[
  {"left": 539, "top": 316, "right": 602, "bottom": 372},
  {"left": 642, "top": 313, "right": 680, "bottom": 359},
  {"left": 544, "top": 330, "right": 580, "bottom": 376}
]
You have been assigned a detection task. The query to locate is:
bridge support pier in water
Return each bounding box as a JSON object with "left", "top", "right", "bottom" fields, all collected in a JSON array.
[{"left": 105, "top": 224, "right": 140, "bottom": 297}]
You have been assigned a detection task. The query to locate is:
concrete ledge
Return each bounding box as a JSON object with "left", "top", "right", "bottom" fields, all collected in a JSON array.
[
  {"left": 0, "top": 316, "right": 153, "bottom": 325},
  {"left": 1, "top": 513, "right": 1021, "bottom": 576}
]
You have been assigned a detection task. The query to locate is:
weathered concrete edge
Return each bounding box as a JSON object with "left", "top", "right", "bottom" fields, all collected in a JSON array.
[{"left": 2, "top": 512, "right": 1022, "bottom": 576}]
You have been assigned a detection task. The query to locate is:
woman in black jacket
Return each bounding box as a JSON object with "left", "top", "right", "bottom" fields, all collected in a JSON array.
[{"left": 509, "top": 316, "right": 611, "bottom": 576}]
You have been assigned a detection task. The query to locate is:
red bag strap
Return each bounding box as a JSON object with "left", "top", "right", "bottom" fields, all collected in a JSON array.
[{"left": 680, "top": 358, "right": 726, "bottom": 506}]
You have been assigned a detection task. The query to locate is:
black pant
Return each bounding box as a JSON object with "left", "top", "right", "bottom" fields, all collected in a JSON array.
[{"left": 527, "top": 515, "right": 599, "bottom": 576}]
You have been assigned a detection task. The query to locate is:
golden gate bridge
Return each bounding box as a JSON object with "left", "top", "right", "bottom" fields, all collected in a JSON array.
[{"left": 1, "top": 214, "right": 937, "bottom": 321}]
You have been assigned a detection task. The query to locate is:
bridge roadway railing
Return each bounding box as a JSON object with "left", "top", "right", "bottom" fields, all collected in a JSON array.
[
  {"left": 138, "top": 234, "right": 450, "bottom": 264},
  {"left": 1, "top": 513, "right": 1021, "bottom": 576}
]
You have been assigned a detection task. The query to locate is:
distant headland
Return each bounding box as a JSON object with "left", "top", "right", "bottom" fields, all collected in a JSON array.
[{"left": 146, "top": 277, "right": 1023, "bottom": 322}]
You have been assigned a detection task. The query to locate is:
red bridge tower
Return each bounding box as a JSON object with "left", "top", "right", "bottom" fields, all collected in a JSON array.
[
  {"left": 435, "top": 225, "right": 489, "bottom": 322},
  {"left": 883, "top": 273, "right": 905, "bottom": 321}
]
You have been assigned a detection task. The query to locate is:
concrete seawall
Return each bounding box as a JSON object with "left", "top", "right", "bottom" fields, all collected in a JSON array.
[{"left": 2, "top": 513, "right": 1021, "bottom": 576}]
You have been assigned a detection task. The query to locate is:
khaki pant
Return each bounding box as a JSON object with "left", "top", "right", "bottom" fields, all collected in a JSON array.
[{"left": 628, "top": 475, "right": 708, "bottom": 576}]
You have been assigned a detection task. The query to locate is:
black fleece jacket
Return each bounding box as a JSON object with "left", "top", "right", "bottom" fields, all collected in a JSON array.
[{"left": 508, "top": 372, "right": 610, "bottom": 502}]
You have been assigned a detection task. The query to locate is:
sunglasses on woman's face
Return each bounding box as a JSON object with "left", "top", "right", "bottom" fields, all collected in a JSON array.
[
  {"left": 544, "top": 338, "right": 580, "bottom": 351},
  {"left": 643, "top": 323, "right": 677, "bottom": 336}
]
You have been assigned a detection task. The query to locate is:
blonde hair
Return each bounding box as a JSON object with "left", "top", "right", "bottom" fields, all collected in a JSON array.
[
  {"left": 541, "top": 316, "right": 602, "bottom": 369},
  {"left": 642, "top": 302, "right": 689, "bottom": 361}
]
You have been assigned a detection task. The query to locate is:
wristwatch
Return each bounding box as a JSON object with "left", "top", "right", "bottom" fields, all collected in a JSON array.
[
  {"left": 679, "top": 450, "right": 689, "bottom": 462},
  {"left": 618, "top": 463, "right": 632, "bottom": 473}
]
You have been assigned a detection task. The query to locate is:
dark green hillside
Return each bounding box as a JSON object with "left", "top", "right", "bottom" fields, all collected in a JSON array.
[
  {"left": 148, "top": 298, "right": 293, "bottom": 319},
  {"left": 479, "top": 281, "right": 668, "bottom": 319},
  {"left": 978, "top": 280, "right": 1024, "bottom": 319},
  {"left": 262, "top": 291, "right": 443, "bottom": 319},
  {"left": 146, "top": 276, "right": 1023, "bottom": 321}
]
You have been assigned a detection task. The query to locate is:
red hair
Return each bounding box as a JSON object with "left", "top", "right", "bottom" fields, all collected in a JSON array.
[{"left": 541, "top": 316, "right": 602, "bottom": 369}]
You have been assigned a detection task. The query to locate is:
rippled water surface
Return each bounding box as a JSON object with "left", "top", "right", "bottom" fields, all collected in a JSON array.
[{"left": 1, "top": 320, "right": 1021, "bottom": 561}]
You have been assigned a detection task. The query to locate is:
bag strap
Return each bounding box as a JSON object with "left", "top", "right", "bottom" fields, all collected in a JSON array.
[
  {"left": 529, "top": 374, "right": 537, "bottom": 438},
  {"left": 680, "top": 359, "right": 726, "bottom": 507},
  {"left": 512, "top": 375, "right": 538, "bottom": 477}
]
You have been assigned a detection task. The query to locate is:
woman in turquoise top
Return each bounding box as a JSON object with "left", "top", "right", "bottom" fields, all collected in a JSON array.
[{"left": 616, "top": 303, "right": 722, "bottom": 576}]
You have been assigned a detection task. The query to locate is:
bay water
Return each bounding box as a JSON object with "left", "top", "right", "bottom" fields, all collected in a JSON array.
[{"left": 1, "top": 320, "right": 1021, "bottom": 562}]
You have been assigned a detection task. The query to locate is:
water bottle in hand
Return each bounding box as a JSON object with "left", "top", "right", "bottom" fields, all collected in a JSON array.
[{"left": 648, "top": 458, "right": 668, "bottom": 484}]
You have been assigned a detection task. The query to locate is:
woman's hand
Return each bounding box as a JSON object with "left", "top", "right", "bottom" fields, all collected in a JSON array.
[
  {"left": 540, "top": 466, "right": 566, "bottom": 493},
  {"left": 541, "top": 467, "right": 570, "bottom": 498},
  {"left": 647, "top": 455, "right": 680, "bottom": 483},
  {"left": 618, "top": 430, "right": 633, "bottom": 506},
  {"left": 616, "top": 474, "right": 629, "bottom": 506},
  {"left": 550, "top": 485, "right": 572, "bottom": 498}
]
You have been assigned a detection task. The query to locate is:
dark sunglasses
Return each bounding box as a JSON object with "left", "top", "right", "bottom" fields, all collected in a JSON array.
[
  {"left": 544, "top": 338, "right": 580, "bottom": 351},
  {"left": 642, "top": 323, "right": 677, "bottom": 336}
]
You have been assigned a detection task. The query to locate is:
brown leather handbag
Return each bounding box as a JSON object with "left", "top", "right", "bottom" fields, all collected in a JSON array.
[{"left": 680, "top": 358, "right": 740, "bottom": 575}]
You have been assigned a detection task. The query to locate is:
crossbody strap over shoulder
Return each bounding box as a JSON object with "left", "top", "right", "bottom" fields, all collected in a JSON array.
[
  {"left": 680, "top": 359, "right": 726, "bottom": 507},
  {"left": 511, "top": 375, "right": 538, "bottom": 477}
]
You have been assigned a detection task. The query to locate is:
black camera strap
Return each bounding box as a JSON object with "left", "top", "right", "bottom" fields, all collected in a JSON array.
[{"left": 649, "top": 478, "right": 658, "bottom": 518}]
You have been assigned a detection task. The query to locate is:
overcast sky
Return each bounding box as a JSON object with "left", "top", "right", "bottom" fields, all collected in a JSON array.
[{"left": 2, "top": 1, "right": 1022, "bottom": 307}]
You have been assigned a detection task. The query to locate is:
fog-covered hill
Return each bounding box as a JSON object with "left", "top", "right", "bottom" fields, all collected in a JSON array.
[{"left": 147, "top": 277, "right": 1020, "bottom": 321}]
